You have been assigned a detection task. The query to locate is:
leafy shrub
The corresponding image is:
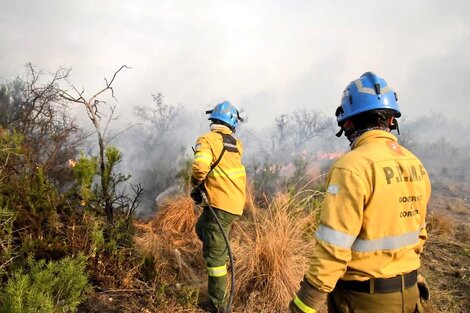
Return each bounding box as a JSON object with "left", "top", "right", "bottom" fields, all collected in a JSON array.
[
  {"left": 0, "top": 207, "right": 16, "bottom": 277},
  {"left": 0, "top": 256, "right": 90, "bottom": 313},
  {"left": 72, "top": 154, "right": 97, "bottom": 206}
]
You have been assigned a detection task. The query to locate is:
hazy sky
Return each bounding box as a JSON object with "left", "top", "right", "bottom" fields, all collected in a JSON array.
[{"left": 1, "top": 0, "right": 469, "bottom": 128}]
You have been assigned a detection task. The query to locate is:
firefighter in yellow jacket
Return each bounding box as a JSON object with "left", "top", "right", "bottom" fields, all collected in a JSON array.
[
  {"left": 191, "top": 101, "right": 246, "bottom": 313},
  {"left": 288, "top": 72, "right": 432, "bottom": 313}
]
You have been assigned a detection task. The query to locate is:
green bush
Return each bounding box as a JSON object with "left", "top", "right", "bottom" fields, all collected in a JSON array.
[
  {"left": 0, "top": 256, "right": 90, "bottom": 313},
  {"left": 0, "top": 206, "right": 16, "bottom": 277},
  {"left": 73, "top": 154, "right": 98, "bottom": 206}
]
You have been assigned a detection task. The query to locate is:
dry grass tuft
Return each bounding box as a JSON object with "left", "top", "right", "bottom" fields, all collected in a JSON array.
[
  {"left": 426, "top": 212, "right": 455, "bottom": 237},
  {"left": 134, "top": 195, "right": 204, "bottom": 285},
  {"left": 152, "top": 195, "right": 197, "bottom": 235},
  {"left": 232, "top": 192, "right": 318, "bottom": 311},
  {"left": 243, "top": 181, "right": 259, "bottom": 218},
  {"left": 445, "top": 198, "right": 470, "bottom": 215},
  {"left": 457, "top": 223, "right": 470, "bottom": 242}
]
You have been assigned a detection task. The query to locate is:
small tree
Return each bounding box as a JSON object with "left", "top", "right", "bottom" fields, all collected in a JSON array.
[
  {"left": 134, "top": 93, "right": 184, "bottom": 145},
  {"left": 272, "top": 114, "right": 289, "bottom": 152},
  {"left": 118, "top": 93, "right": 188, "bottom": 211},
  {"left": 290, "top": 109, "right": 329, "bottom": 149},
  {"left": 270, "top": 108, "right": 331, "bottom": 158},
  {"left": 60, "top": 65, "right": 131, "bottom": 225}
]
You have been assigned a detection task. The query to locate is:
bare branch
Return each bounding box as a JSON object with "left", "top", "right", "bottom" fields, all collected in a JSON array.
[
  {"left": 103, "top": 105, "right": 117, "bottom": 139},
  {"left": 90, "top": 65, "right": 131, "bottom": 102},
  {"left": 108, "top": 123, "right": 140, "bottom": 143}
]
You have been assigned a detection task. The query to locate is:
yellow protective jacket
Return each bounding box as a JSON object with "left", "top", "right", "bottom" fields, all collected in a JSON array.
[
  {"left": 306, "top": 130, "right": 431, "bottom": 293},
  {"left": 191, "top": 126, "right": 246, "bottom": 215}
]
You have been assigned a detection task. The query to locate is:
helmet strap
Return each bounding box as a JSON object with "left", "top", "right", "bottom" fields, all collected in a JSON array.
[
  {"left": 390, "top": 117, "right": 400, "bottom": 135},
  {"left": 335, "top": 128, "right": 344, "bottom": 137}
]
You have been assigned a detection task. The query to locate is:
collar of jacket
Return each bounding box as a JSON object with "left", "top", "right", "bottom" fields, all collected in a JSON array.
[
  {"left": 351, "top": 130, "right": 397, "bottom": 150},
  {"left": 210, "top": 124, "right": 233, "bottom": 134}
]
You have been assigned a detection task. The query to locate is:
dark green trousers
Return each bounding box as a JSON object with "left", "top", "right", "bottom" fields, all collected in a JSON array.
[
  {"left": 195, "top": 207, "right": 238, "bottom": 308},
  {"left": 328, "top": 283, "right": 420, "bottom": 313}
]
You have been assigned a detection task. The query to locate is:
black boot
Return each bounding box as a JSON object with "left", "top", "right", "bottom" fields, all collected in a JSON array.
[{"left": 197, "top": 299, "right": 225, "bottom": 313}]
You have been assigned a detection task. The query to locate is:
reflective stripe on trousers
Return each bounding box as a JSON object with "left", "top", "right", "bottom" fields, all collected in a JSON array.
[{"left": 207, "top": 265, "right": 227, "bottom": 277}]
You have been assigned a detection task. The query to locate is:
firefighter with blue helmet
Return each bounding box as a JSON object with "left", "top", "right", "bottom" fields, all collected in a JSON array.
[
  {"left": 288, "top": 72, "right": 431, "bottom": 313},
  {"left": 207, "top": 100, "right": 241, "bottom": 130},
  {"left": 191, "top": 101, "right": 246, "bottom": 313}
]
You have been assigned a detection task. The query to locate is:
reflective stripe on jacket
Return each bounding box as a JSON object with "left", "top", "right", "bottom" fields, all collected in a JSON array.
[
  {"left": 306, "top": 130, "right": 431, "bottom": 292},
  {"left": 191, "top": 127, "right": 246, "bottom": 215}
]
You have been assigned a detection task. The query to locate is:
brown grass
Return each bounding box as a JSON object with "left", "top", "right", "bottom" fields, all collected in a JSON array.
[
  {"left": 129, "top": 182, "right": 326, "bottom": 312},
  {"left": 134, "top": 195, "right": 204, "bottom": 285},
  {"left": 445, "top": 198, "right": 470, "bottom": 214},
  {"left": 426, "top": 212, "right": 455, "bottom": 237},
  {"left": 232, "top": 192, "right": 319, "bottom": 312},
  {"left": 152, "top": 195, "right": 198, "bottom": 235}
]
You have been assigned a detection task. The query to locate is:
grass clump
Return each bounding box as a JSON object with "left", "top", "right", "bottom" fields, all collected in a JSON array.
[
  {"left": 135, "top": 194, "right": 203, "bottom": 284},
  {"left": 152, "top": 195, "right": 197, "bottom": 235},
  {"left": 426, "top": 212, "right": 455, "bottom": 237},
  {"left": 233, "top": 192, "right": 320, "bottom": 311}
]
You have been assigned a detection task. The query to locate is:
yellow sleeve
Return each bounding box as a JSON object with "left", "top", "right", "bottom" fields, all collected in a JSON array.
[
  {"left": 306, "top": 167, "right": 368, "bottom": 292},
  {"left": 191, "top": 136, "right": 213, "bottom": 186}
]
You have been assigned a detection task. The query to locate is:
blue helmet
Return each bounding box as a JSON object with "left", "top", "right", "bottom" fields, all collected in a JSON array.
[
  {"left": 206, "top": 101, "right": 240, "bottom": 129},
  {"left": 336, "top": 72, "right": 401, "bottom": 123}
]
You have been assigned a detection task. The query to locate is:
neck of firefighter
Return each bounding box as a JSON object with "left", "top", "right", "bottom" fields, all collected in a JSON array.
[
  {"left": 210, "top": 123, "right": 232, "bottom": 133},
  {"left": 344, "top": 118, "right": 393, "bottom": 147}
]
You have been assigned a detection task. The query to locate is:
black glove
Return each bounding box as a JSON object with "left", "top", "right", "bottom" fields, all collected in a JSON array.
[
  {"left": 288, "top": 277, "right": 327, "bottom": 313},
  {"left": 417, "top": 274, "right": 430, "bottom": 301},
  {"left": 190, "top": 187, "right": 203, "bottom": 205}
]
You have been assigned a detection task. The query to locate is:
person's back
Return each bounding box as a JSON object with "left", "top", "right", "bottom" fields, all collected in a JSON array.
[
  {"left": 193, "top": 128, "right": 246, "bottom": 215},
  {"left": 289, "top": 72, "right": 431, "bottom": 313}
]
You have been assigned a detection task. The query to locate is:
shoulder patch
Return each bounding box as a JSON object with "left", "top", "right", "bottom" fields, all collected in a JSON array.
[{"left": 327, "top": 184, "right": 339, "bottom": 195}]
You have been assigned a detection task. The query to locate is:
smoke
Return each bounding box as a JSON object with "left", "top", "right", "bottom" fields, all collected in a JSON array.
[
  {"left": 400, "top": 116, "right": 470, "bottom": 188},
  {"left": 111, "top": 95, "right": 208, "bottom": 215},
  {"left": 106, "top": 90, "right": 470, "bottom": 215},
  {"left": 10, "top": 79, "right": 461, "bottom": 217}
]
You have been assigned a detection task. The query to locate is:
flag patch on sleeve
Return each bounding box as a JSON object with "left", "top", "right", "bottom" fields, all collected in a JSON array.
[{"left": 327, "top": 184, "right": 339, "bottom": 195}]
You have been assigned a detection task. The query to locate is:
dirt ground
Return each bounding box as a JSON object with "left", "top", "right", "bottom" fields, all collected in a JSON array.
[{"left": 420, "top": 180, "right": 470, "bottom": 313}]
